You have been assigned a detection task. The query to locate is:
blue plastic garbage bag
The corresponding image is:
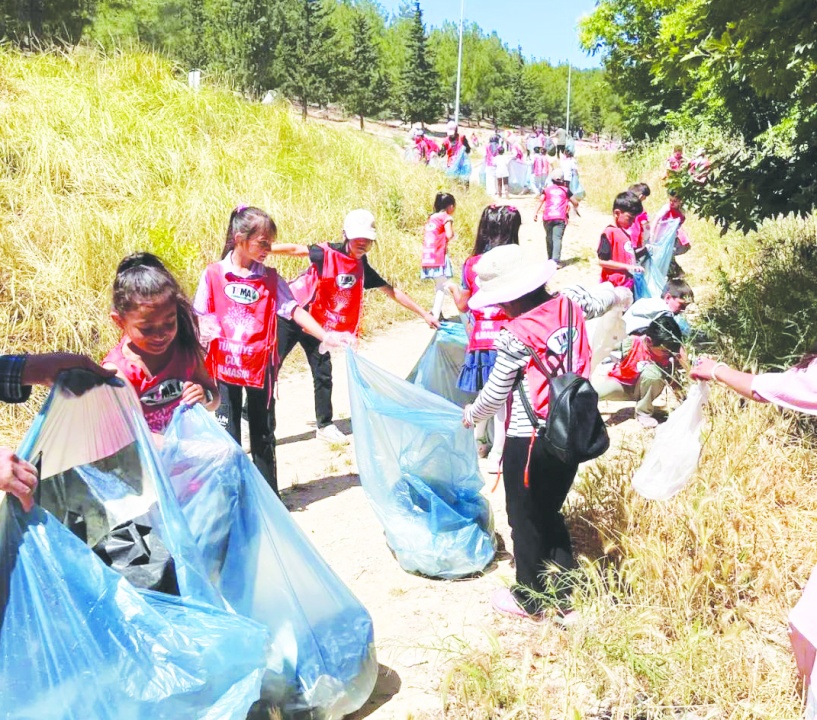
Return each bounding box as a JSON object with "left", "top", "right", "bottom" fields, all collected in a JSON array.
[
  {"left": 508, "top": 158, "right": 532, "bottom": 194},
  {"left": 160, "top": 405, "right": 377, "bottom": 719},
  {"left": 641, "top": 217, "right": 681, "bottom": 299},
  {"left": 570, "top": 172, "right": 586, "bottom": 200},
  {"left": 2, "top": 373, "right": 269, "bottom": 720},
  {"left": 446, "top": 147, "right": 472, "bottom": 182},
  {"left": 347, "top": 351, "right": 495, "bottom": 579},
  {"left": 406, "top": 320, "right": 476, "bottom": 407}
]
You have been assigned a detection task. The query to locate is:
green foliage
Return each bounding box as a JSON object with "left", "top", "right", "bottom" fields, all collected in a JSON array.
[
  {"left": 580, "top": 0, "right": 817, "bottom": 230},
  {"left": 496, "top": 51, "right": 538, "bottom": 128},
  {"left": 397, "top": 1, "right": 442, "bottom": 125},
  {"left": 338, "top": 10, "right": 389, "bottom": 128},
  {"left": 1, "top": 0, "right": 94, "bottom": 44}
]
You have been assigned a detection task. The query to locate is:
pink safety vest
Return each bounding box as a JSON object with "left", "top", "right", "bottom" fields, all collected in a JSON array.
[
  {"left": 542, "top": 184, "right": 570, "bottom": 221},
  {"left": 291, "top": 243, "right": 364, "bottom": 335},
  {"left": 599, "top": 225, "right": 636, "bottom": 289},
  {"left": 463, "top": 255, "right": 509, "bottom": 351},
  {"left": 421, "top": 212, "right": 450, "bottom": 268},
  {"left": 104, "top": 341, "right": 200, "bottom": 433},
  {"left": 608, "top": 335, "right": 670, "bottom": 385},
  {"left": 503, "top": 295, "right": 590, "bottom": 421},
  {"left": 204, "top": 264, "right": 279, "bottom": 389}
]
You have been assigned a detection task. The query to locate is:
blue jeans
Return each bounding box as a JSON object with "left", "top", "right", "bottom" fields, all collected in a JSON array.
[{"left": 544, "top": 220, "right": 566, "bottom": 262}]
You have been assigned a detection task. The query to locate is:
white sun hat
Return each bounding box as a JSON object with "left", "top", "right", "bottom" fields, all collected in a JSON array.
[
  {"left": 468, "top": 245, "right": 558, "bottom": 310},
  {"left": 343, "top": 209, "right": 377, "bottom": 241}
]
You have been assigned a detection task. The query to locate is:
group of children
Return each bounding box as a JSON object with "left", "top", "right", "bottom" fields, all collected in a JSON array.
[{"left": 105, "top": 206, "right": 437, "bottom": 496}]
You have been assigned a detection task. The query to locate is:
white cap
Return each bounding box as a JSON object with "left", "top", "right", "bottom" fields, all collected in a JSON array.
[
  {"left": 468, "top": 245, "right": 558, "bottom": 310},
  {"left": 343, "top": 209, "right": 377, "bottom": 241},
  {"left": 446, "top": 120, "right": 457, "bottom": 135}
]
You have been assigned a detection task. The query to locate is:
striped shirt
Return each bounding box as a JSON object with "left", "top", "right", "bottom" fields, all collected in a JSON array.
[
  {"left": 465, "top": 330, "right": 537, "bottom": 438},
  {"left": 0, "top": 355, "right": 31, "bottom": 404}
]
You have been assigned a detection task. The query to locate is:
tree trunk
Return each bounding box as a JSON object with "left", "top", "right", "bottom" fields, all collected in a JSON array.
[
  {"left": 301, "top": 96, "right": 308, "bottom": 121},
  {"left": 359, "top": 114, "right": 364, "bottom": 131}
]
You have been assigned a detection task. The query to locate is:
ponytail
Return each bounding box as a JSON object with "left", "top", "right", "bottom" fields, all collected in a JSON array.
[{"left": 221, "top": 205, "right": 277, "bottom": 260}]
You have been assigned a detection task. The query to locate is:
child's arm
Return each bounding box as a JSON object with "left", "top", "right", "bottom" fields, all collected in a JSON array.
[
  {"left": 269, "top": 243, "right": 309, "bottom": 257},
  {"left": 532, "top": 194, "right": 546, "bottom": 220},
  {"left": 599, "top": 259, "right": 644, "bottom": 274},
  {"left": 446, "top": 282, "right": 471, "bottom": 313},
  {"left": 182, "top": 362, "right": 220, "bottom": 411},
  {"left": 569, "top": 196, "right": 580, "bottom": 209},
  {"left": 380, "top": 285, "right": 440, "bottom": 328},
  {"left": 291, "top": 306, "right": 327, "bottom": 341},
  {"left": 444, "top": 217, "right": 454, "bottom": 241}
]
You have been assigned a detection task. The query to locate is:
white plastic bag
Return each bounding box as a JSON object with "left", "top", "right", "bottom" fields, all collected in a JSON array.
[{"left": 631, "top": 381, "right": 710, "bottom": 500}]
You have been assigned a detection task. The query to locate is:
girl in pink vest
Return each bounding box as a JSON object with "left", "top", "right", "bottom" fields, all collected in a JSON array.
[
  {"left": 421, "top": 192, "right": 456, "bottom": 321},
  {"left": 448, "top": 205, "right": 521, "bottom": 473},
  {"left": 193, "top": 206, "right": 331, "bottom": 495},
  {"left": 462, "top": 244, "right": 590, "bottom": 623},
  {"left": 533, "top": 168, "right": 579, "bottom": 264},
  {"left": 104, "top": 253, "right": 219, "bottom": 435}
]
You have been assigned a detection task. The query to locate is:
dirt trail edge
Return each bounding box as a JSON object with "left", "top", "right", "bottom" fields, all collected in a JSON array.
[{"left": 274, "top": 194, "right": 637, "bottom": 718}]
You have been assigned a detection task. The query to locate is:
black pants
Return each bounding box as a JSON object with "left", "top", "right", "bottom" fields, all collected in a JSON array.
[
  {"left": 503, "top": 434, "right": 578, "bottom": 614},
  {"left": 277, "top": 317, "right": 333, "bottom": 429},
  {"left": 216, "top": 382, "right": 278, "bottom": 496}
]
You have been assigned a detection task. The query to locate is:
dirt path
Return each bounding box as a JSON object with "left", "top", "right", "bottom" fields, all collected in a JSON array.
[{"left": 274, "top": 191, "right": 639, "bottom": 718}]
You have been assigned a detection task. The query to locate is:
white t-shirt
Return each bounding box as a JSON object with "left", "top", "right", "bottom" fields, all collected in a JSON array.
[{"left": 495, "top": 154, "right": 511, "bottom": 179}]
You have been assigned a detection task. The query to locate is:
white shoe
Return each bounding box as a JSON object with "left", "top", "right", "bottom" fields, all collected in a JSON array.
[
  {"left": 241, "top": 418, "right": 251, "bottom": 453},
  {"left": 316, "top": 423, "right": 349, "bottom": 445}
]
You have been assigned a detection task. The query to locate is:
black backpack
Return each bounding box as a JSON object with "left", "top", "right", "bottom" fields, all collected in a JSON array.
[{"left": 517, "top": 302, "right": 609, "bottom": 466}]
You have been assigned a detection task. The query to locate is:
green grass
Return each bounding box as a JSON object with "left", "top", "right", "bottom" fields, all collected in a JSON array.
[{"left": 0, "top": 46, "right": 487, "bottom": 443}]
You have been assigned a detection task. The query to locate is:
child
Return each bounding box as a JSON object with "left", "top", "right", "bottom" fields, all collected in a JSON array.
[
  {"left": 665, "top": 144, "right": 685, "bottom": 175},
  {"left": 597, "top": 190, "right": 644, "bottom": 289},
  {"left": 271, "top": 209, "right": 439, "bottom": 445},
  {"left": 654, "top": 189, "right": 691, "bottom": 277},
  {"left": 627, "top": 182, "right": 651, "bottom": 251},
  {"left": 421, "top": 192, "right": 456, "bottom": 322},
  {"left": 193, "top": 206, "right": 333, "bottom": 495},
  {"left": 104, "top": 253, "right": 220, "bottom": 434},
  {"left": 484, "top": 134, "right": 501, "bottom": 195},
  {"left": 560, "top": 147, "right": 578, "bottom": 186},
  {"left": 593, "top": 314, "right": 684, "bottom": 428},
  {"left": 533, "top": 168, "right": 579, "bottom": 265},
  {"left": 494, "top": 147, "right": 510, "bottom": 198},
  {"left": 531, "top": 147, "right": 550, "bottom": 194},
  {"left": 462, "top": 244, "right": 590, "bottom": 622},
  {"left": 623, "top": 278, "right": 694, "bottom": 336},
  {"left": 447, "top": 205, "right": 522, "bottom": 472}
]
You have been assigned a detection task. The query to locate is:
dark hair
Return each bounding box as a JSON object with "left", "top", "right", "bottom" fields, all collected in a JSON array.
[
  {"left": 796, "top": 342, "right": 817, "bottom": 369},
  {"left": 668, "top": 188, "right": 680, "bottom": 199},
  {"left": 113, "top": 252, "right": 202, "bottom": 360},
  {"left": 221, "top": 205, "right": 277, "bottom": 260},
  {"left": 514, "top": 285, "right": 554, "bottom": 312},
  {"left": 497, "top": 146, "right": 505, "bottom": 155},
  {"left": 612, "top": 191, "right": 643, "bottom": 216},
  {"left": 646, "top": 314, "right": 682, "bottom": 354},
  {"left": 663, "top": 278, "right": 694, "bottom": 302},
  {"left": 433, "top": 192, "right": 456, "bottom": 214},
  {"left": 628, "top": 182, "right": 651, "bottom": 198},
  {"left": 472, "top": 205, "right": 522, "bottom": 256}
]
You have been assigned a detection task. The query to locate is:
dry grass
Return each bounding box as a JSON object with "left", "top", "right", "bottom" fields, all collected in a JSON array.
[{"left": 0, "top": 46, "right": 487, "bottom": 445}]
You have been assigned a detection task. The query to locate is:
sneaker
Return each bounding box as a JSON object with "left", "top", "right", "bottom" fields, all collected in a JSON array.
[
  {"left": 637, "top": 414, "right": 659, "bottom": 429},
  {"left": 316, "top": 423, "right": 350, "bottom": 445},
  {"left": 490, "top": 588, "right": 542, "bottom": 621},
  {"left": 553, "top": 608, "right": 581, "bottom": 628}
]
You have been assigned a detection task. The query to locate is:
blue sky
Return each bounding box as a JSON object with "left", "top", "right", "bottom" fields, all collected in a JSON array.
[{"left": 377, "top": 0, "right": 602, "bottom": 69}]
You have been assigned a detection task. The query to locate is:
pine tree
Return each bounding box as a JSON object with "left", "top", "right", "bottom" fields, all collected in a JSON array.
[
  {"left": 276, "top": 0, "right": 338, "bottom": 121},
  {"left": 498, "top": 51, "right": 538, "bottom": 129},
  {"left": 342, "top": 11, "right": 390, "bottom": 130},
  {"left": 398, "top": 1, "right": 442, "bottom": 126}
]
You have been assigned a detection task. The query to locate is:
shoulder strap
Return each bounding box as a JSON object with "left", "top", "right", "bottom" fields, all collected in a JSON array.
[{"left": 514, "top": 368, "right": 541, "bottom": 428}]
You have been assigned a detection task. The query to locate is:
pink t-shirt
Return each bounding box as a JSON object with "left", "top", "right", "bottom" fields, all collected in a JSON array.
[
  {"left": 542, "top": 184, "right": 570, "bottom": 221},
  {"left": 751, "top": 361, "right": 817, "bottom": 415}
]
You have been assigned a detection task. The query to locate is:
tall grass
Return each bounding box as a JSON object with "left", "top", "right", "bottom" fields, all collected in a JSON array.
[
  {"left": 437, "top": 147, "right": 816, "bottom": 719},
  {"left": 0, "top": 47, "right": 486, "bottom": 443}
]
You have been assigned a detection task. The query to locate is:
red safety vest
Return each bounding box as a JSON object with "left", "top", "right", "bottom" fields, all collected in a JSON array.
[
  {"left": 104, "top": 341, "right": 200, "bottom": 434},
  {"left": 204, "top": 264, "right": 279, "bottom": 389},
  {"left": 291, "top": 243, "right": 364, "bottom": 335},
  {"left": 608, "top": 335, "right": 669, "bottom": 385},
  {"left": 463, "top": 255, "right": 508, "bottom": 351},
  {"left": 443, "top": 135, "right": 465, "bottom": 166},
  {"left": 421, "top": 212, "right": 450, "bottom": 268},
  {"left": 504, "top": 295, "right": 590, "bottom": 420},
  {"left": 599, "top": 224, "right": 636, "bottom": 288}
]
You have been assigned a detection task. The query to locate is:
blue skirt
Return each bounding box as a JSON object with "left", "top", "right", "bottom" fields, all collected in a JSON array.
[
  {"left": 420, "top": 256, "right": 453, "bottom": 280},
  {"left": 457, "top": 350, "right": 497, "bottom": 393}
]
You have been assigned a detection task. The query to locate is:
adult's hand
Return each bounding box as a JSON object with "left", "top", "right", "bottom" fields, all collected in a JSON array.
[
  {"left": 21, "top": 353, "right": 116, "bottom": 388},
  {"left": 0, "top": 447, "right": 37, "bottom": 512}
]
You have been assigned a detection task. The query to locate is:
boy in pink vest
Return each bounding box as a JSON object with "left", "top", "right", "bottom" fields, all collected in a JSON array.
[
  {"left": 533, "top": 168, "right": 579, "bottom": 264},
  {"left": 271, "top": 210, "right": 438, "bottom": 444},
  {"left": 597, "top": 190, "right": 645, "bottom": 289}
]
